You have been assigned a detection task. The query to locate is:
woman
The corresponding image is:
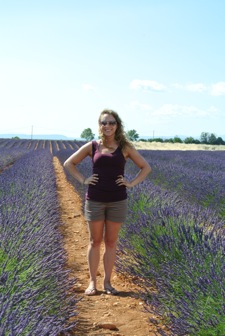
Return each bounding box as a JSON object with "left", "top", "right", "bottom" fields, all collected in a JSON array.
[{"left": 64, "top": 109, "right": 151, "bottom": 296}]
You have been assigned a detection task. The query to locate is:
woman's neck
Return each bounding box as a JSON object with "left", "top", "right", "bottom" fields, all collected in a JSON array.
[{"left": 101, "top": 137, "right": 117, "bottom": 149}]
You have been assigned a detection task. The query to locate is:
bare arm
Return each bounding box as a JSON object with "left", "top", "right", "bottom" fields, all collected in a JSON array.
[
  {"left": 63, "top": 141, "right": 99, "bottom": 185},
  {"left": 116, "top": 146, "right": 151, "bottom": 188}
]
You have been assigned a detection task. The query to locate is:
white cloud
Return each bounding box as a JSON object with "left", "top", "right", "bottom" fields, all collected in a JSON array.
[
  {"left": 130, "top": 79, "right": 166, "bottom": 92},
  {"left": 171, "top": 83, "right": 184, "bottom": 89},
  {"left": 208, "top": 106, "right": 219, "bottom": 113},
  {"left": 129, "top": 100, "right": 152, "bottom": 110},
  {"left": 172, "top": 82, "right": 207, "bottom": 93},
  {"left": 151, "top": 104, "right": 210, "bottom": 117},
  {"left": 185, "top": 83, "right": 207, "bottom": 93},
  {"left": 211, "top": 82, "right": 225, "bottom": 96},
  {"left": 174, "top": 81, "right": 225, "bottom": 95},
  {"left": 82, "top": 84, "right": 96, "bottom": 91}
]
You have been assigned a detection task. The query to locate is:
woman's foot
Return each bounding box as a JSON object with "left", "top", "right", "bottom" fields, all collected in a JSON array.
[
  {"left": 85, "top": 286, "right": 97, "bottom": 296},
  {"left": 85, "top": 282, "right": 98, "bottom": 296},
  {"left": 103, "top": 283, "right": 119, "bottom": 295}
]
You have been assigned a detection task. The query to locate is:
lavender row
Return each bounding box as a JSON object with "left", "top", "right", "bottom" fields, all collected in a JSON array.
[
  {"left": 0, "top": 138, "right": 83, "bottom": 155},
  {"left": 0, "top": 148, "right": 29, "bottom": 172},
  {"left": 116, "top": 179, "right": 225, "bottom": 335},
  {"left": 0, "top": 150, "right": 78, "bottom": 335},
  {"left": 136, "top": 150, "right": 225, "bottom": 219}
]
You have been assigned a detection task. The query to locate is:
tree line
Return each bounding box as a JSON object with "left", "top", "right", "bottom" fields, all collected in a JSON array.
[{"left": 80, "top": 128, "right": 225, "bottom": 145}]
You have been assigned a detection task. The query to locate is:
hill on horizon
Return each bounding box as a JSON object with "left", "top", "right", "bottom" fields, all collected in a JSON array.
[
  {"left": 0, "top": 133, "right": 78, "bottom": 140},
  {"left": 0, "top": 133, "right": 197, "bottom": 141},
  {"left": 1, "top": 133, "right": 224, "bottom": 141}
]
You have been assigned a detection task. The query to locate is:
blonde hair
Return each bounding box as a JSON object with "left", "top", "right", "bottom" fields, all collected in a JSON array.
[{"left": 98, "top": 109, "right": 133, "bottom": 150}]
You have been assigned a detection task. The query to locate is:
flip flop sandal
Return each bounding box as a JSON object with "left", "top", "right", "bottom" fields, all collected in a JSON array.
[
  {"left": 103, "top": 286, "right": 119, "bottom": 295},
  {"left": 84, "top": 287, "right": 97, "bottom": 296}
]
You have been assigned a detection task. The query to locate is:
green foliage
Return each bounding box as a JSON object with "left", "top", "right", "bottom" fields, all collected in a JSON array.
[
  {"left": 184, "top": 137, "right": 200, "bottom": 144},
  {"left": 208, "top": 133, "right": 217, "bottom": 144},
  {"left": 80, "top": 128, "right": 95, "bottom": 141},
  {"left": 147, "top": 138, "right": 164, "bottom": 143},
  {"left": 164, "top": 138, "right": 174, "bottom": 143},
  {"left": 215, "top": 137, "right": 225, "bottom": 145},
  {"left": 200, "top": 131, "right": 209, "bottom": 143},
  {"left": 138, "top": 133, "right": 225, "bottom": 145},
  {"left": 126, "top": 129, "right": 139, "bottom": 141},
  {"left": 120, "top": 196, "right": 225, "bottom": 335},
  {"left": 184, "top": 136, "right": 195, "bottom": 144},
  {"left": 173, "top": 136, "right": 183, "bottom": 143},
  {"left": 200, "top": 131, "right": 224, "bottom": 145}
]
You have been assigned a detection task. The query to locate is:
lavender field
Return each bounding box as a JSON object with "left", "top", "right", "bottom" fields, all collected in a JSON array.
[
  {"left": 0, "top": 144, "right": 78, "bottom": 335},
  {"left": 1, "top": 138, "right": 225, "bottom": 336}
]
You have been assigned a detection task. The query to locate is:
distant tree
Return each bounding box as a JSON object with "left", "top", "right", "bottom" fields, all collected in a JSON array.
[
  {"left": 184, "top": 136, "right": 195, "bottom": 144},
  {"left": 173, "top": 136, "right": 183, "bottom": 143},
  {"left": 126, "top": 129, "right": 139, "bottom": 141},
  {"left": 200, "top": 132, "right": 219, "bottom": 145},
  {"left": 184, "top": 137, "right": 200, "bottom": 144},
  {"left": 215, "top": 137, "right": 225, "bottom": 145},
  {"left": 200, "top": 132, "right": 210, "bottom": 144},
  {"left": 80, "top": 128, "right": 95, "bottom": 141},
  {"left": 164, "top": 138, "right": 174, "bottom": 143},
  {"left": 208, "top": 133, "right": 217, "bottom": 145},
  {"left": 148, "top": 138, "right": 164, "bottom": 143},
  {"left": 12, "top": 136, "right": 20, "bottom": 139}
]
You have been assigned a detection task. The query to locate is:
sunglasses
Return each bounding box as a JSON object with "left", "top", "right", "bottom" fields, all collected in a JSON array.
[{"left": 100, "top": 121, "right": 117, "bottom": 126}]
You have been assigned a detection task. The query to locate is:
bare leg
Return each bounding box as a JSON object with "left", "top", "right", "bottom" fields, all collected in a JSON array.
[
  {"left": 86, "top": 220, "right": 104, "bottom": 294},
  {"left": 103, "top": 220, "right": 121, "bottom": 290}
]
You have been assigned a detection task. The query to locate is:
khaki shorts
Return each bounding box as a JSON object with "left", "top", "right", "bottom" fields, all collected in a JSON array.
[{"left": 84, "top": 199, "right": 128, "bottom": 222}]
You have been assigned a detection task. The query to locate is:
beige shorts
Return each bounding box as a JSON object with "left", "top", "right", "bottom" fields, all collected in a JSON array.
[{"left": 84, "top": 199, "right": 128, "bottom": 222}]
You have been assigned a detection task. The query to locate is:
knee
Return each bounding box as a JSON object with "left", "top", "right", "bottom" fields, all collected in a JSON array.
[
  {"left": 89, "top": 238, "right": 102, "bottom": 248},
  {"left": 104, "top": 238, "right": 117, "bottom": 249}
]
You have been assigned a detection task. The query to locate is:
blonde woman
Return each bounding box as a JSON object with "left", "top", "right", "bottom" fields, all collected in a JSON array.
[{"left": 64, "top": 109, "right": 151, "bottom": 296}]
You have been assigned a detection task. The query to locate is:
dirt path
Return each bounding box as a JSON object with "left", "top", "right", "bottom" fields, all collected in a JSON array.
[{"left": 53, "top": 157, "right": 170, "bottom": 336}]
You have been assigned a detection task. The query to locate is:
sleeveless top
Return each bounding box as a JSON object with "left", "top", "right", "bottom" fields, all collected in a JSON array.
[{"left": 86, "top": 140, "right": 127, "bottom": 202}]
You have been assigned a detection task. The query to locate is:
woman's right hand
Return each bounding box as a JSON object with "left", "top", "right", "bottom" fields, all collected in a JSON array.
[{"left": 84, "top": 174, "right": 99, "bottom": 185}]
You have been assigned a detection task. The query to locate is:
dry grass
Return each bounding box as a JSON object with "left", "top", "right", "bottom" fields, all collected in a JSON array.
[{"left": 133, "top": 141, "right": 225, "bottom": 151}]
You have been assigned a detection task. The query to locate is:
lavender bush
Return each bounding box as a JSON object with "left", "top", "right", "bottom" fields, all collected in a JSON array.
[
  {"left": 3, "top": 140, "right": 224, "bottom": 335},
  {"left": 0, "top": 148, "right": 29, "bottom": 172},
  {"left": 116, "top": 179, "right": 225, "bottom": 335},
  {"left": 140, "top": 150, "right": 225, "bottom": 219},
  {"left": 0, "top": 139, "right": 84, "bottom": 154},
  {"left": 0, "top": 150, "right": 78, "bottom": 335}
]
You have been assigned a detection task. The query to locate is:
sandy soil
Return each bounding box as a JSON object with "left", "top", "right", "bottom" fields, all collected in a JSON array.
[
  {"left": 53, "top": 157, "right": 170, "bottom": 336},
  {"left": 133, "top": 141, "right": 225, "bottom": 151}
]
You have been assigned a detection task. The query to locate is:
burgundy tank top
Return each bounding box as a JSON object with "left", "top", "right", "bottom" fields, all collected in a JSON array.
[{"left": 86, "top": 140, "right": 127, "bottom": 202}]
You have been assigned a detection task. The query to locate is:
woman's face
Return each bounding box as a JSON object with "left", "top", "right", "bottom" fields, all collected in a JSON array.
[{"left": 100, "top": 113, "right": 117, "bottom": 137}]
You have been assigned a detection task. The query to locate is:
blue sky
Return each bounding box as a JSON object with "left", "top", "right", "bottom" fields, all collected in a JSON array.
[{"left": 0, "top": 0, "right": 225, "bottom": 139}]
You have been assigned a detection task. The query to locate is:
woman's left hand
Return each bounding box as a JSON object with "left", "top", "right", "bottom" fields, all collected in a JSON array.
[{"left": 116, "top": 175, "right": 133, "bottom": 188}]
